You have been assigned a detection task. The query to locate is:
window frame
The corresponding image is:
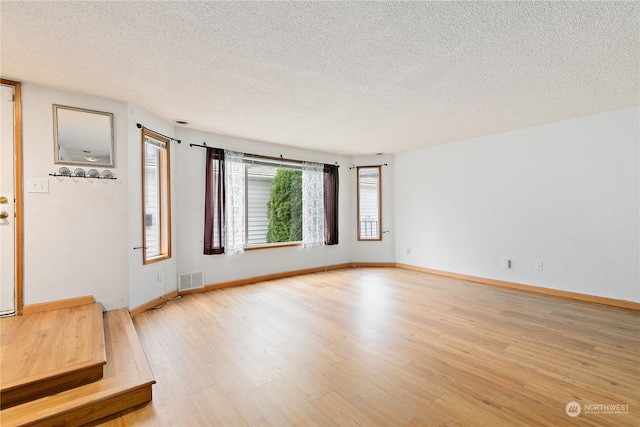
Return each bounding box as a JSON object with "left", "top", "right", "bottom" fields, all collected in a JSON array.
[
  {"left": 356, "top": 165, "right": 382, "bottom": 241},
  {"left": 141, "top": 129, "right": 172, "bottom": 264}
]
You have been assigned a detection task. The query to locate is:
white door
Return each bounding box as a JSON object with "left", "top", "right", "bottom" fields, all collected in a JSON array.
[{"left": 0, "top": 83, "right": 16, "bottom": 316}]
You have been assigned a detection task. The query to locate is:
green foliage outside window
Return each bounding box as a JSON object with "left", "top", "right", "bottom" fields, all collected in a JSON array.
[{"left": 266, "top": 169, "right": 302, "bottom": 243}]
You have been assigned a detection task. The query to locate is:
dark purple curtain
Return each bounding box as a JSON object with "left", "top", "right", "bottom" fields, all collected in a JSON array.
[
  {"left": 323, "top": 164, "right": 339, "bottom": 245},
  {"left": 204, "top": 148, "right": 225, "bottom": 254}
]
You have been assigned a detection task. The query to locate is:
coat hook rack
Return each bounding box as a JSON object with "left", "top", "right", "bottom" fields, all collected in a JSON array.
[{"left": 49, "top": 166, "right": 116, "bottom": 179}]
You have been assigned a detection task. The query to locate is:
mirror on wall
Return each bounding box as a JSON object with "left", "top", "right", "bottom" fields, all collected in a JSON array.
[
  {"left": 53, "top": 104, "right": 114, "bottom": 167},
  {"left": 357, "top": 166, "right": 382, "bottom": 241}
]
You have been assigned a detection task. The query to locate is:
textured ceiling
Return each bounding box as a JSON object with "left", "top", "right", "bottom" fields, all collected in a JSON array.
[{"left": 1, "top": 1, "right": 638, "bottom": 155}]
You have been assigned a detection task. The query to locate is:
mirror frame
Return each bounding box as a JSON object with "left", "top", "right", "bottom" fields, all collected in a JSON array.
[
  {"left": 53, "top": 104, "right": 115, "bottom": 167},
  {"left": 357, "top": 165, "right": 382, "bottom": 241}
]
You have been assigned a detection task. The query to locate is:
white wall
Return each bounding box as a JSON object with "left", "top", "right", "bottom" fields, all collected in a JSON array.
[
  {"left": 21, "top": 83, "right": 129, "bottom": 310},
  {"left": 350, "top": 154, "right": 396, "bottom": 263},
  {"left": 19, "top": 82, "right": 637, "bottom": 309},
  {"left": 395, "top": 107, "right": 640, "bottom": 302},
  {"left": 18, "top": 82, "right": 356, "bottom": 311},
  {"left": 173, "top": 127, "right": 353, "bottom": 285}
]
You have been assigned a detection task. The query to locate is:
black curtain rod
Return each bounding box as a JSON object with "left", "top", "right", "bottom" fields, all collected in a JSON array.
[
  {"left": 189, "top": 142, "right": 339, "bottom": 168},
  {"left": 136, "top": 123, "right": 181, "bottom": 144},
  {"left": 349, "top": 163, "right": 388, "bottom": 170}
]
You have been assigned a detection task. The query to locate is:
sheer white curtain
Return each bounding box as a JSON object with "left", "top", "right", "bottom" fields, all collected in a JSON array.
[
  {"left": 302, "top": 162, "right": 325, "bottom": 248},
  {"left": 225, "top": 150, "right": 245, "bottom": 255}
]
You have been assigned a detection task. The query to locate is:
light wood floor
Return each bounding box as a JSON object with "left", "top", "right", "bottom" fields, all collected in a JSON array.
[{"left": 96, "top": 268, "right": 639, "bottom": 426}]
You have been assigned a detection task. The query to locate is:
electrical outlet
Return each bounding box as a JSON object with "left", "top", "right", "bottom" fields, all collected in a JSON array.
[
  {"left": 502, "top": 259, "right": 511, "bottom": 268},
  {"left": 535, "top": 262, "right": 543, "bottom": 271},
  {"left": 28, "top": 178, "right": 49, "bottom": 193},
  {"left": 406, "top": 248, "right": 411, "bottom": 255}
]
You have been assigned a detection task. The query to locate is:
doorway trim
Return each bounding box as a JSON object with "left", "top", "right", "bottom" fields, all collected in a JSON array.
[{"left": 1, "top": 78, "right": 23, "bottom": 315}]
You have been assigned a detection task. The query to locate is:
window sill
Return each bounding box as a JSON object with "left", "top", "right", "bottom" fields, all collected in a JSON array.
[
  {"left": 143, "top": 254, "right": 171, "bottom": 265},
  {"left": 244, "top": 242, "right": 302, "bottom": 251}
]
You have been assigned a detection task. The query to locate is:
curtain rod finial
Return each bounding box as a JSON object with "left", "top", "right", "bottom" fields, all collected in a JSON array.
[{"left": 136, "top": 123, "right": 143, "bottom": 129}]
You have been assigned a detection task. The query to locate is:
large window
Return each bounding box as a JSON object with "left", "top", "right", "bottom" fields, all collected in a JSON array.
[
  {"left": 357, "top": 166, "right": 381, "bottom": 240},
  {"left": 142, "top": 129, "right": 171, "bottom": 263},
  {"left": 247, "top": 162, "right": 302, "bottom": 247},
  {"left": 204, "top": 150, "right": 338, "bottom": 254}
]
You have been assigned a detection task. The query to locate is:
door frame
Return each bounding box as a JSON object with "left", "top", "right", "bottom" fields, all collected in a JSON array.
[{"left": 1, "top": 78, "right": 23, "bottom": 315}]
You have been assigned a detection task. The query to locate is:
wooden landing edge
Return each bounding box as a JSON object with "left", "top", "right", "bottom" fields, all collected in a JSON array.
[
  {"left": 2, "top": 379, "right": 154, "bottom": 427},
  {"left": 3, "top": 303, "right": 106, "bottom": 391},
  {"left": 397, "top": 263, "right": 640, "bottom": 311},
  {"left": 112, "top": 310, "right": 155, "bottom": 383},
  {"left": 22, "top": 296, "right": 95, "bottom": 315},
  {"left": 0, "top": 310, "right": 155, "bottom": 427},
  {"left": 38, "top": 382, "right": 152, "bottom": 427},
  {"left": 1, "top": 303, "right": 107, "bottom": 409},
  {"left": 92, "top": 302, "right": 108, "bottom": 364},
  {"left": 0, "top": 361, "right": 105, "bottom": 409}
]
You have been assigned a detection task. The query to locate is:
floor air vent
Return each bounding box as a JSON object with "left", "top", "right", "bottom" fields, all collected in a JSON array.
[{"left": 178, "top": 272, "right": 204, "bottom": 291}]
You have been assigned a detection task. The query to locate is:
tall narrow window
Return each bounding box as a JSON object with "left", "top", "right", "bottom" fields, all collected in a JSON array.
[
  {"left": 142, "top": 129, "right": 171, "bottom": 263},
  {"left": 357, "top": 166, "right": 381, "bottom": 241}
]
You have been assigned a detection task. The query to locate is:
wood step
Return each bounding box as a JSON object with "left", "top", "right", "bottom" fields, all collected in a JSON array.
[
  {"left": 1, "top": 302, "right": 106, "bottom": 408},
  {"left": 0, "top": 309, "right": 156, "bottom": 427}
]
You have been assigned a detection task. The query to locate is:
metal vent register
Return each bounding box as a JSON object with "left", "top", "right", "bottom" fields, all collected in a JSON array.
[{"left": 178, "top": 272, "right": 204, "bottom": 291}]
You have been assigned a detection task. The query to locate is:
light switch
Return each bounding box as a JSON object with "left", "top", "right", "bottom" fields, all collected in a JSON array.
[{"left": 28, "top": 178, "right": 49, "bottom": 193}]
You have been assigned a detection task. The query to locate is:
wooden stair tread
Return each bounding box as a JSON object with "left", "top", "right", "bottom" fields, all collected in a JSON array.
[
  {"left": 0, "top": 309, "right": 155, "bottom": 427},
  {"left": 1, "top": 302, "right": 106, "bottom": 408},
  {"left": 2, "top": 360, "right": 106, "bottom": 392}
]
